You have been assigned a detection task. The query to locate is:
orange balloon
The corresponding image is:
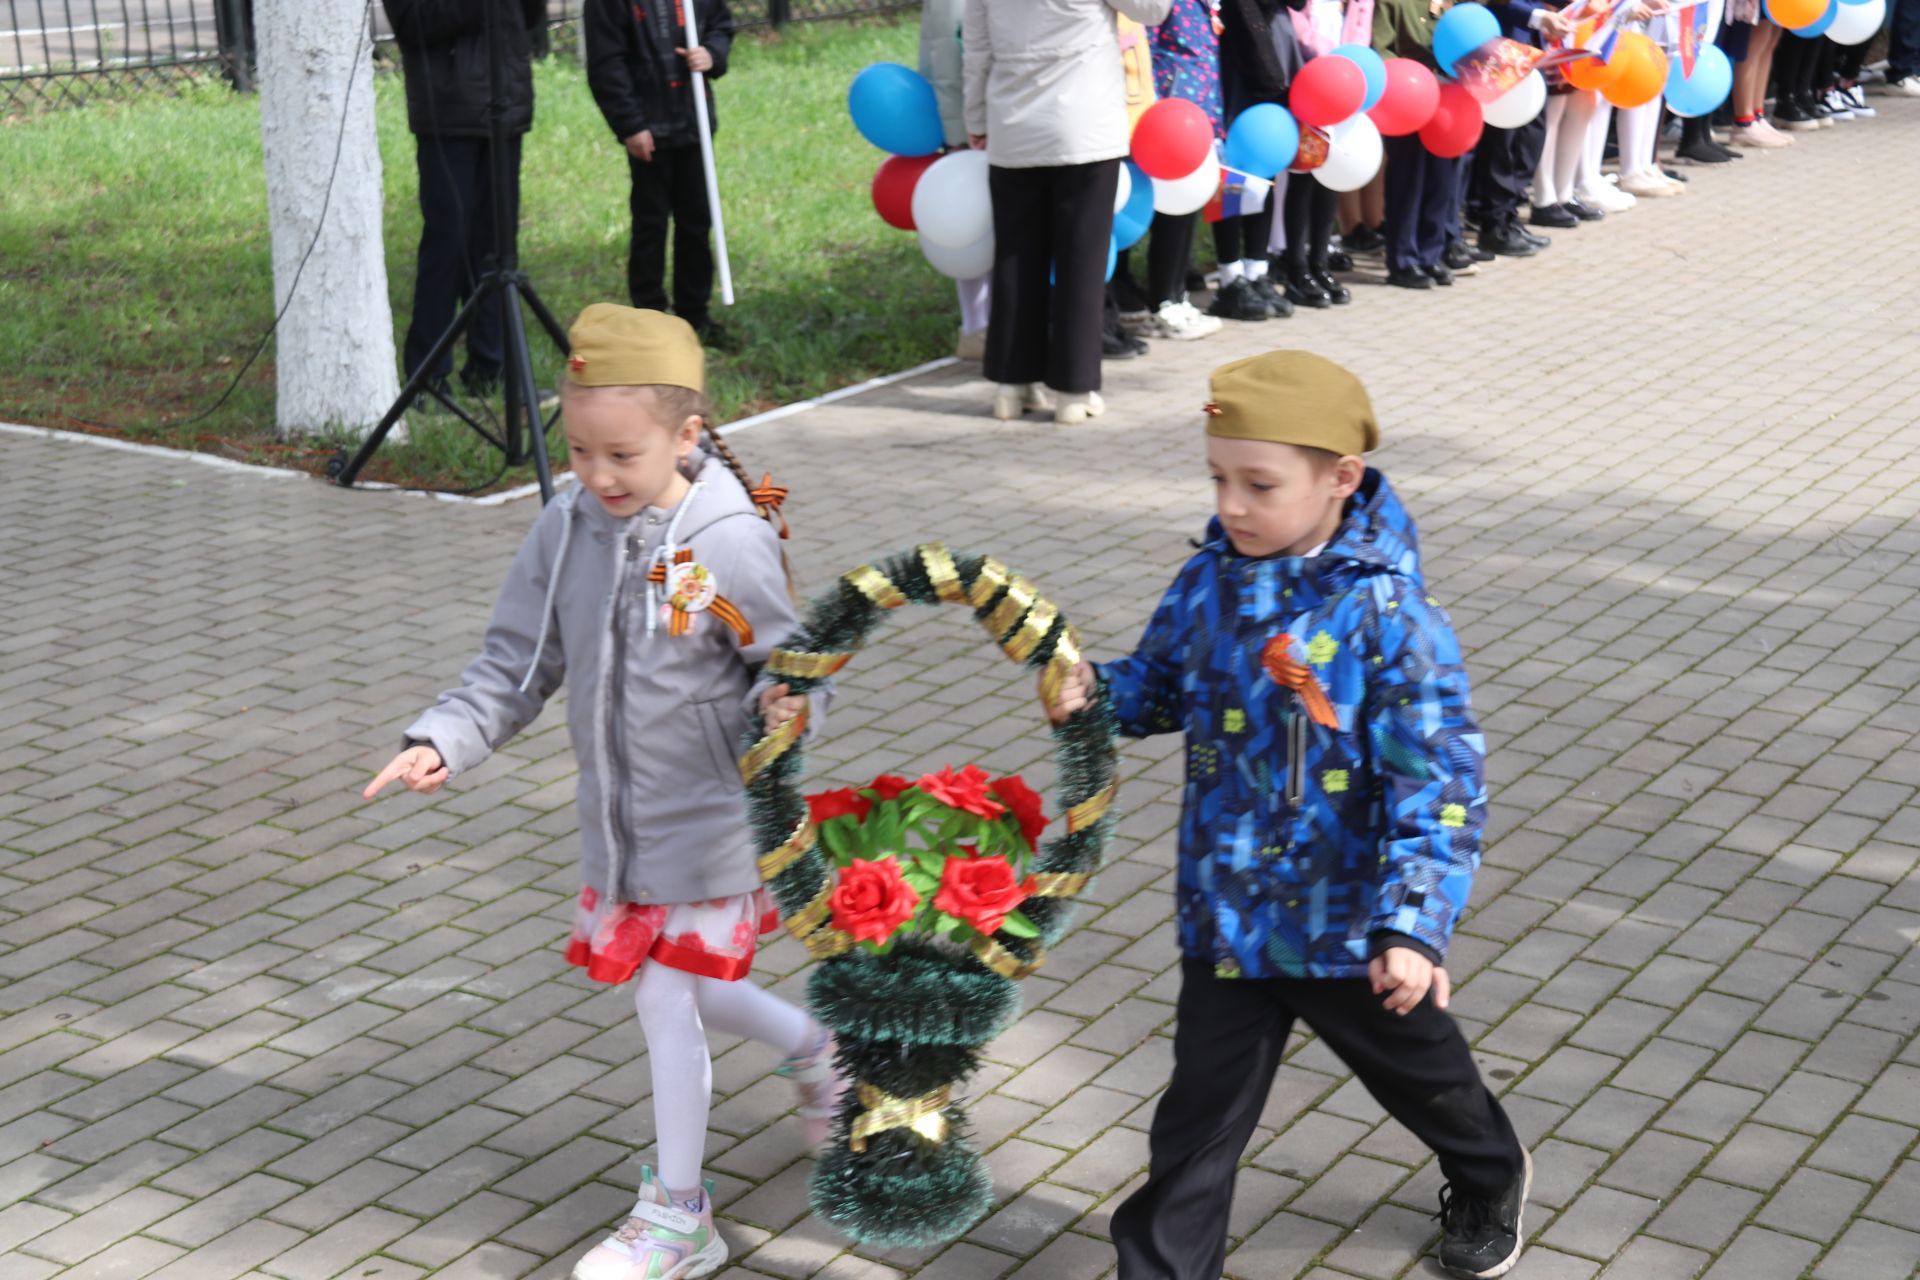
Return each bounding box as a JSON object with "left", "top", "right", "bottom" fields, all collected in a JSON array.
[
  {"left": 1765, "top": 0, "right": 1826, "bottom": 27},
  {"left": 1602, "top": 33, "right": 1668, "bottom": 108},
  {"left": 1561, "top": 24, "right": 1622, "bottom": 92}
]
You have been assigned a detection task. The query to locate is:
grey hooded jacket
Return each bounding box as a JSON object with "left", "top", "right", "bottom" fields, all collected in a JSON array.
[{"left": 404, "top": 451, "right": 798, "bottom": 908}]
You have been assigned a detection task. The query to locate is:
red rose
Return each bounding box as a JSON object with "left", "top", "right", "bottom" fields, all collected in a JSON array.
[
  {"left": 868, "top": 774, "right": 913, "bottom": 802},
  {"left": 916, "top": 764, "right": 1006, "bottom": 820},
  {"left": 807, "top": 787, "right": 872, "bottom": 826},
  {"left": 935, "top": 854, "right": 1035, "bottom": 935},
  {"left": 830, "top": 857, "right": 921, "bottom": 944},
  {"left": 990, "top": 775, "right": 1048, "bottom": 850}
]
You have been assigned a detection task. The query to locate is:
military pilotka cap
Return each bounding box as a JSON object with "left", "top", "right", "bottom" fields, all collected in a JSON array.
[
  {"left": 564, "top": 303, "right": 705, "bottom": 392},
  {"left": 1204, "top": 350, "right": 1379, "bottom": 456}
]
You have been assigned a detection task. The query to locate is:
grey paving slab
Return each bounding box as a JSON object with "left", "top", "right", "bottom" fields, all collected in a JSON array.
[{"left": 2, "top": 94, "right": 1919, "bottom": 1280}]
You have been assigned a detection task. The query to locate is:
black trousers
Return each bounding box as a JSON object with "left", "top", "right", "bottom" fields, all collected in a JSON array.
[
  {"left": 627, "top": 143, "right": 715, "bottom": 327},
  {"left": 1893, "top": 0, "right": 1920, "bottom": 81},
  {"left": 403, "top": 133, "right": 522, "bottom": 385},
  {"left": 1281, "top": 177, "right": 1338, "bottom": 268},
  {"left": 1111, "top": 959, "right": 1524, "bottom": 1280},
  {"left": 1383, "top": 137, "right": 1459, "bottom": 272},
  {"left": 1146, "top": 210, "right": 1198, "bottom": 308},
  {"left": 1469, "top": 115, "right": 1547, "bottom": 227},
  {"left": 1212, "top": 188, "right": 1274, "bottom": 265},
  {"left": 985, "top": 159, "right": 1119, "bottom": 393}
]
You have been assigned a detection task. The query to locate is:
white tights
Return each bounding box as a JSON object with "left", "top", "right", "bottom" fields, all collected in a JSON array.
[
  {"left": 632, "top": 963, "right": 815, "bottom": 1193},
  {"left": 1534, "top": 90, "right": 1599, "bottom": 207},
  {"left": 1581, "top": 99, "right": 1615, "bottom": 195},
  {"left": 956, "top": 274, "right": 991, "bottom": 335},
  {"left": 1615, "top": 98, "right": 1664, "bottom": 180}
]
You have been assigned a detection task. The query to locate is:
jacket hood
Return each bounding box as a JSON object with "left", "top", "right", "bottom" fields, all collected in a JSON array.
[{"left": 1199, "top": 466, "right": 1425, "bottom": 587}]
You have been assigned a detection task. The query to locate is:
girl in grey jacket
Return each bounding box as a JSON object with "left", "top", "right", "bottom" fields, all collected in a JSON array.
[{"left": 365, "top": 305, "right": 838, "bottom": 1280}]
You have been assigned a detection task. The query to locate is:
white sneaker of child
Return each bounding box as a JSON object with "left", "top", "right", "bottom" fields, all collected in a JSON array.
[{"left": 572, "top": 1167, "right": 727, "bottom": 1280}]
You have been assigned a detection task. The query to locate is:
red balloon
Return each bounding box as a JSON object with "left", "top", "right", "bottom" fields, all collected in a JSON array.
[
  {"left": 1419, "top": 82, "right": 1484, "bottom": 157},
  {"left": 1131, "top": 98, "right": 1215, "bottom": 180},
  {"left": 1369, "top": 58, "right": 1441, "bottom": 136},
  {"left": 872, "top": 154, "right": 937, "bottom": 230},
  {"left": 1289, "top": 55, "right": 1368, "bottom": 128}
]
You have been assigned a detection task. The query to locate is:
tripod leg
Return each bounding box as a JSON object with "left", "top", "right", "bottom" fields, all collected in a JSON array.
[
  {"left": 334, "top": 283, "right": 494, "bottom": 488},
  {"left": 505, "top": 284, "right": 556, "bottom": 502},
  {"left": 517, "top": 279, "right": 573, "bottom": 356}
]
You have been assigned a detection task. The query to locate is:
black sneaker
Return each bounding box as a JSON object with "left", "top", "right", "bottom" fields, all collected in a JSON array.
[
  {"left": 1528, "top": 203, "right": 1579, "bottom": 229},
  {"left": 1424, "top": 262, "right": 1455, "bottom": 287},
  {"left": 1478, "top": 221, "right": 1539, "bottom": 258},
  {"left": 1249, "top": 274, "right": 1295, "bottom": 318},
  {"left": 1343, "top": 223, "right": 1387, "bottom": 254},
  {"left": 1386, "top": 267, "right": 1434, "bottom": 290},
  {"left": 1437, "top": 1147, "right": 1532, "bottom": 1279},
  {"left": 1207, "top": 277, "right": 1271, "bottom": 322},
  {"left": 1110, "top": 271, "right": 1150, "bottom": 315},
  {"left": 1101, "top": 326, "right": 1148, "bottom": 359}
]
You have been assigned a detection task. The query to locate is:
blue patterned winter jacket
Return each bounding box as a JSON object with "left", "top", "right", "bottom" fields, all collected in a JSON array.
[{"left": 1096, "top": 468, "right": 1487, "bottom": 980}]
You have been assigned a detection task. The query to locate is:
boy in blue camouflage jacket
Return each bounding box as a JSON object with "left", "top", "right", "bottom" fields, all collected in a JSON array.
[{"left": 1046, "top": 351, "right": 1530, "bottom": 1280}]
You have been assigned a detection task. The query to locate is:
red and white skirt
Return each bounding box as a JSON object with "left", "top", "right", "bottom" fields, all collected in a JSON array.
[{"left": 565, "top": 885, "right": 781, "bottom": 985}]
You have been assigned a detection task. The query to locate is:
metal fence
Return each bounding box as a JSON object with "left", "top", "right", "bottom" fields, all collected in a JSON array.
[{"left": 2, "top": 0, "right": 914, "bottom": 114}]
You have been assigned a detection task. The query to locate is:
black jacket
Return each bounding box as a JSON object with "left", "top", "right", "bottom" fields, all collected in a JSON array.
[
  {"left": 1220, "top": 0, "right": 1307, "bottom": 119},
  {"left": 584, "top": 0, "right": 735, "bottom": 148},
  {"left": 385, "top": 0, "right": 545, "bottom": 138}
]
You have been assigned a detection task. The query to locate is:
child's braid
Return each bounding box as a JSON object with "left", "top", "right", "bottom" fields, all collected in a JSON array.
[{"left": 702, "top": 423, "right": 763, "bottom": 521}]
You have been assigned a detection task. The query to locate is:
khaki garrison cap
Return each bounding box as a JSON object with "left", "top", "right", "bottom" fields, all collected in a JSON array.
[
  {"left": 565, "top": 303, "right": 704, "bottom": 392},
  {"left": 1204, "top": 350, "right": 1379, "bottom": 456}
]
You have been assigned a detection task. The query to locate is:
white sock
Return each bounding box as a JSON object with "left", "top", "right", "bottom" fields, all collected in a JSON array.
[
  {"left": 1219, "top": 259, "right": 1245, "bottom": 282},
  {"left": 1244, "top": 258, "right": 1269, "bottom": 280}
]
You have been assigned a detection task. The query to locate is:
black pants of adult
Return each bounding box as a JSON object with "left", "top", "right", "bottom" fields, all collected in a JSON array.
[
  {"left": 627, "top": 143, "right": 715, "bottom": 328},
  {"left": 403, "top": 133, "right": 522, "bottom": 385},
  {"left": 1145, "top": 210, "right": 1198, "bottom": 308},
  {"left": 1110, "top": 959, "right": 1524, "bottom": 1280},
  {"left": 1383, "top": 137, "right": 1459, "bottom": 272},
  {"left": 1469, "top": 114, "right": 1547, "bottom": 227},
  {"left": 1892, "top": 0, "right": 1920, "bottom": 81},
  {"left": 1212, "top": 187, "right": 1275, "bottom": 266},
  {"left": 985, "top": 159, "right": 1119, "bottom": 394},
  {"left": 1281, "top": 177, "right": 1338, "bottom": 268}
]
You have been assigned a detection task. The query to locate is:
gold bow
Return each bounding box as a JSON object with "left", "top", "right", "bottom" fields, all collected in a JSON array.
[{"left": 850, "top": 1083, "right": 952, "bottom": 1152}]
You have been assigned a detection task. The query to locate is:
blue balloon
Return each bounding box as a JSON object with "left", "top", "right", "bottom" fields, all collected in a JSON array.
[
  {"left": 1224, "top": 103, "right": 1301, "bottom": 180},
  {"left": 1664, "top": 44, "right": 1733, "bottom": 117},
  {"left": 1113, "top": 159, "right": 1155, "bottom": 249},
  {"left": 1432, "top": 3, "right": 1501, "bottom": 75},
  {"left": 1332, "top": 44, "right": 1388, "bottom": 112},
  {"left": 1836, "top": 0, "right": 1873, "bottom": 7},
  {"left": 847, "top": 63, "right": 944, "bottom": 157},
  {"left": 1795, "top": 0, "right": 1838, "bottom": 31}
]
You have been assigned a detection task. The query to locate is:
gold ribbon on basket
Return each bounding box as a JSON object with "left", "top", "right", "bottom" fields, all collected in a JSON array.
[
  {"left": 757, "top": 818, "right": 816, "bottom": 881},
  {"left": 1002, "top": 597, "right": 1059, "bottom": 664},
  {"left": 920, "top": 543, "right": 968, "bottom": 605},
  {"left": 1066, "top": 780, "right": 1118, "bottom": 834},
  {"left": 767, "top": 649, "right": 852, "bottom": 680},
  {"left": 850, "top": 1083, "right": 952, "bottom": 1152},
  {"left": 845, "top": 564, "right": 908, "bottom": 611},
  {"left": 739, "top": 708, "right": 808, "bottom": 784},
  {"left": 1030, "top": 872, "right": 1092, "bottom": 898},
  {"left": 983, "top": 575, "right": 1039, "bottom": 644},
  {"left": 783, "top": 880, "right": 856, "bottom": 960},
  {"left": 970, "top": 933, "right": 1045, "bottom": 979},
  {"left": 967, "top": 558, "right": 1011, "bottom": 609}
]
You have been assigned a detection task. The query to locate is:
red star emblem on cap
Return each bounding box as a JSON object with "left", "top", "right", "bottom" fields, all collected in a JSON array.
[{"left": 568, "top": 354, "right": 587, "bottom": 372}]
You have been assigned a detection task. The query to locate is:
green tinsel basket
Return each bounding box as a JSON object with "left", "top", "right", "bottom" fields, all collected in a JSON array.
[{"left": 740, "top": 544, "right": 1120, "bottom": 1248}]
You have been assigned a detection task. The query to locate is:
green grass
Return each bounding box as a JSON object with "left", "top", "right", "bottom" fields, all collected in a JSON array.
[{"left": 0, "top": 18, "right": 955, "bottom": 489}]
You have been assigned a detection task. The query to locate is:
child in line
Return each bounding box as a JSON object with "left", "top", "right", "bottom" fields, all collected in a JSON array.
[
  {"left": 365, "top": 305, "right": 841, "bottom": 1280},
  {"left": 921, "top": 0, "right": 993, "bottom": 361},
  {"left": 1044, "top": 351, "right": 1531, "bottom": 1280},
  {"left": 1373, "top": 0, "right": 1463, "bottom": 287},
  {"left": 585, "top": 0, "right": 736, "bottom": 345}
]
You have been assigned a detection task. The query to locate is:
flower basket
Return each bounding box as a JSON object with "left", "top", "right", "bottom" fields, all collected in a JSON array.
[{"left": 741, "top": 545, "right": 1118, "bottom": 1248}]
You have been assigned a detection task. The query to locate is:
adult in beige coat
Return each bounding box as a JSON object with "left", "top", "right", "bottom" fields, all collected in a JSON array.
[{"left": 964, "top": 0, "right": 1173, "bottom": 426}]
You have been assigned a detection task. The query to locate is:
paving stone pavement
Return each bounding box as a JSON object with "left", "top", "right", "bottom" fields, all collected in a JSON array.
[{"left": 4, "top": 97, "right": 1920, "bottom": 1280}]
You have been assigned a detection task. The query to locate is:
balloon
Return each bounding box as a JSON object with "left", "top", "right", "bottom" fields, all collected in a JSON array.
[
  {"left": 1333, "top": 44, "right": 1389, "bottom": 112},
  {"left": 1370, "top": 58, "right": 1441, "bottom": 135},
  {"left": 1224, "top": 102, "right": 1302, "bottom": 179},
  {"left": 1153, "top": 151, "right": 1222, "bottom": 215},
  {"left": 1114, "top": 164, "right": 1131, "bottom": 215},
  {"left": 1433, "top": 3, "right": 1501, "bottom": 75},
  {"left": 1562, "top": 49, "right": 1621, "bottom": 92},
  {"left": 1113, "top": 159, "right": 1155, "bottom": 248},
  {"left": 1828, "top": 0, "right": 1885, "bottom": 40},
  {"left": 1131, "top": 97, "right": 1215, "bottom": 179},
  {"left": 1602, "top": 33, "right": 1668, "bottom": 108},
  {"left": 1419, "top": 82, "right": 1484, "bottom": 157},
  {"left": 871, "top": 154, "right": 936, "bottom": 231},
  {"left": 1664, "top": 44, "right": 1733, "bottom": 117},
  {"left": 1764, "top": 0, "right": 1825, "bottom": 24},
  {"left": 1796, "top": 0, "right": 1839, "bottom": 33},
  {"left": 919, "top": 229, "right": 994, "bottom": 280},
  {"left": 911, "top": 149, "right": 992, "bottom": 248},
  {"left": 1315, "top": 114, "right": 1383, "bottom": 191},
  {"left": 1107, "top": 237, "right": 1119, "bottom": 283},
  {"left": 848, "top": 63, "right": 944, "bottom": 157},
  {"left": 1290, "top": 55, "right": 1368, "bottom": 128},
  {"left": 1482, "top": 69, "right": 1546, "bottom": 129}
]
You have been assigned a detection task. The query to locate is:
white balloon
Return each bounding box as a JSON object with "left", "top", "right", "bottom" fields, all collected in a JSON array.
[
  {"left": 1314, "top": 114, "right": 1383, "bottom": 192},
  {"left": 1153, "top": 152, "right": 1222, "bottom": 215},
  {"left": 1828, "top": 0, "right": 1884, "bottom": 44},
  {"left": 1482, "top": 70, "right": 1547, "bottom": 129},
  {"left": 912, "top": 150, "right": 993, "bottom": 249},
  {"left": 919, "top": 228, "right": 995, "bottom": 280},
  {"left": 1114, "top": 164, "right": 1133, "bottom": 214}
]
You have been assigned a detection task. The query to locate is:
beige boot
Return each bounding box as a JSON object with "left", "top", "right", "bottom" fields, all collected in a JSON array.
[{"left": 1054, "top": 390, "right": 1105, "bottom": 426}]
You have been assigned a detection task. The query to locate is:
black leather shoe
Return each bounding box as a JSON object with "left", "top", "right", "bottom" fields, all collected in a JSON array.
[
  {"left": 1101, "top": 326, "right": 1147, "bottom": 359},
  {"left": 1519, "top": 226, "right": 1551, "bottom": 249},
  {"left": 1529, "top": 203, "right": 1579, "bottom": 229},
  {"left": 1478, "top": 221, "right": 1540, "bottom": 258},
  {"left": 1563, "top": 198, "right": 1605, "bottom": 222},
  {"left": 1424, "top": 263, "right": 1455, "bottom": 287},
  {"left": 1283, "top": 261, "right": 1331, "bottom": 309},
  {"left": 1308, "top": 262, "right": 1351, "bottom": 304},
  {"left": 1207, "top": 277, "right": 1271, "bottom": 321},
  {"left": 1250, "top": 274, "right": 1295, "bottom": 318},
  {"left": 1442, "top": 242, "right": 1481, "bottom": 274},
  {"left": 1342, "top": 223, "right": 1387, "bottom": 254},
  {"left": 1326, "top": 248, "right": 1354, "bottom": 272},
  {"left": 1386, "top": 267, "right": 1434, "bottom": 290}
]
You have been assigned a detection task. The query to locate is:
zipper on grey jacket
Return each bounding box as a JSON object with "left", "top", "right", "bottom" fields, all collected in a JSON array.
[
  {"left": 607, "top": 529, "right": 643, "bottom": 893},
  {"left": 1286, "top": 704, "right": 1306, "bottom": 811}
]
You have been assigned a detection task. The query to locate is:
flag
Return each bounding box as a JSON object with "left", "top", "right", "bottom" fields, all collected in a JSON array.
[
  {"left": 1453, "top": 36, "right": 1547, "bottom": 104},
  {"left": 1204, "top": 168, "right": 1274, "bottom": 223}
]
